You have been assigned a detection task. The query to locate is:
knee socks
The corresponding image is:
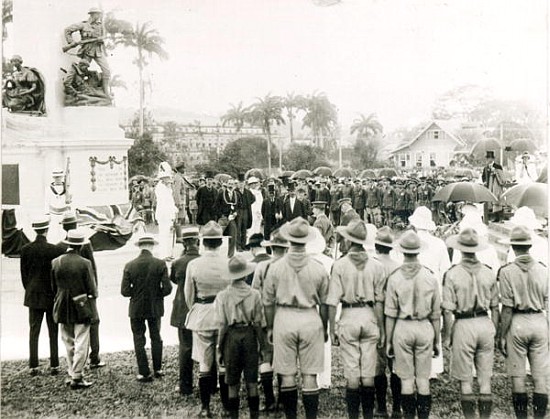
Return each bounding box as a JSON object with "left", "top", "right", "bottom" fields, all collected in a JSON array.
[
  {"left": 345, "top": 388, "right": 360, "bottom": 419},
  {"left": 360, "top": 386, "right": 375, "bottom": 419},
  {"left": 303, "top": 388, "right": 320, "bottom": 419},
  {"left": 374, "top": 374, "right": 388, "bottom": 414}
]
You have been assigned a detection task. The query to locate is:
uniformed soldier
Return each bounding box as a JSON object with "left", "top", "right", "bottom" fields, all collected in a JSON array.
[
  {"left": 385, "top": 230, "right": 441, "bottom": 419},
  {"left": 263, "top": 217, "right": 330, "bottom": 419},
  {"left": 498, "top": 226, "right": 548, "bottom": 419},
  {"left": 312, "top": 201, "right": 334, "bottom": 255},
  {"left": 442, "top": 228, "right": 499, "bottom": 419},
  {"left": 184, "top": 221, "right": 231, "bottom": 418},
  {"left": 339, "top": 198, "right": 361, "bottom": 257},
  {"left": 327, "top": 220, "right": 387, "bottom": 419},
  {"left": 381, "top": 180, "right": 395, "bottom": 227},
  {"left": 329, "top": 182, "right": 343, "bottom": 226},
  {"left": 215, "top": 255, "right": 265, "bottom": 419},
  {"left": 252, "top": 228, "right": 290, "bottom": 413},
  {"left": 373, "top": 227, "right": 402, "bottom": 418},
  {"left": 365, "top": 181, "right": 381, "bottom": 226}
]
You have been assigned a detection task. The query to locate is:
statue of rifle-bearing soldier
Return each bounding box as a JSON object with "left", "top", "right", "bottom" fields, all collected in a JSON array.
[
  {"left": 2, "top": 55, "right": 45, "bottom": 114},
  {"left": 63, "top": 59, "right": 111, "bottom": 106},
  {"left": 63, "top": 7, "right": 111, "bottom": 103}
]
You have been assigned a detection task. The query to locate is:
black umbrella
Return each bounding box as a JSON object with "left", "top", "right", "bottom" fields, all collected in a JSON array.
[
  {"left": 313, "top": 166, "right": 333, "bottom": 177},
  {"left": 432, "top": 181, "right": 497, "bottom": 203}
]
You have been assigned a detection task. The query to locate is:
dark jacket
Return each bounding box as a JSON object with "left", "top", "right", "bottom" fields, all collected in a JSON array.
[
  {"left": 170, "top": 246, "right": 200, "bottom": 328},
  {"left": 20, "top": 235, "right": 64, "bottom": 309},
  {"left": 196, "top": 186, "right": 218, "bottom": 225},
  {"left": 216, "top": 189, "right": 239, "bottom": 219},
  {"left": 52, "top": 250, "right": 98, "bottom": 324},
  {"left": 121, "top": 249, "right": 172, "bottom": 319},
  {"left": 261, "top": 195, "right": 283, "bottom": 239},
  {"left": 57, "top": 241, "right": 97, "bottom": 283},
  {"left": 282, "top": 195, "right": 307, "bottom": 222},
  {"left": 236, "top": 187, "right": 255, "bottom": 229}
]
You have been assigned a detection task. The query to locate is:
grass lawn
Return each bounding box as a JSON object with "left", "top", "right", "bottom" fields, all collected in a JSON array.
[{"left": 0, "top": 344, "right": 531, "bottom": 418}]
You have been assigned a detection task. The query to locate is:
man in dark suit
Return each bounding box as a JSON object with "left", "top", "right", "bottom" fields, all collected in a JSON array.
[
  {"left": 51, "top": 229, "right": 98, "bottom": 389},
  {"left": 121, "top": 234, "right": 172, "bottom": 382},
  {"left": 216, "top": 178, "right": 239, "bottom": 257},
  {"left": 170, "top": 226, "right": 201, "bottom": 396},
  {"left": 282, "top": 181, "right": 307, "bottom": 222},
  {"left": 196, "top": 172, "right": 218, "bottom": 225},
  {"left": 235, "top": 174, "right": 256, "bottom": 252},
  {"left": 57, "top": 213, "right": 104, "bottom": 369},
  {"left": 261, "top": 183, "right": 283, "bottom": 241},
  {"left": 20, "top": 216, "right": 64, "bottom": 376}
]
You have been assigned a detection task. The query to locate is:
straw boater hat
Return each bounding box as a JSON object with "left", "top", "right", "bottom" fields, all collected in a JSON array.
[
  {"left": 32, "top": 216, "right": 50, "bottom": 231},
  {"left": 279, "top": 217, "right": 317, "bottom": 244},
  {"left": 500, "top": 225, "right": 533, "bottom": 246},
  {"left": 336, "top": 219, "right": 370, "bottom": 246},
  {"left": 64, "top": 229, "right": 90, "bottom": 246},
  {"left": 374, "top": 226, "right": 394, "bottom": 248},
  {"left": 408, "top": 206, "right": 436, "bottom": 231},
  {"left": 200, "top": 221, "right": 224, "bottom": 239},
  {"left": 394, "top": 230, "right": 425, "bottom": 254},
  {"left": 61, "top": 213, "right": 78, "bottom": 225},
  {"left": 52, "top": 168, "right": 65, "bottom": 177},
  {"left": 135, "top": 233, "right": 158, "bottom": 247},
  {"left": 509, "top": 206, "right": 542, "bottom": 231},
  {"left": 176, "top": 225, "right": 199, "bottom": 243},
  {"left": 88, "top": 7, "right": 102, "bottom": 14},
  {"left": 247, "top": 176, "right": 260, "bottom": 185},
  {"left": 261, "top": 228, "right": 290, "bottom": 248},
  {"left": 446, "top": 228, "right": 488, "bottom": 253},
  {"left": 226, "top": 254, "right": 256, "bottom": 281}
]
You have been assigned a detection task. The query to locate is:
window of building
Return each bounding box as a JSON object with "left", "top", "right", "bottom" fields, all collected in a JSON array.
[
  {"left": 416, "top": 153, "right": 423, "bottom": 167},
  {"left": 433, "top": 130, "right": 439, "bottom": 139},
  {"left": 399, "top": 153, "right": 407, "bottom": 167},
  {"left": 429, "top": 152, "right": 436, "bottom": 167}
]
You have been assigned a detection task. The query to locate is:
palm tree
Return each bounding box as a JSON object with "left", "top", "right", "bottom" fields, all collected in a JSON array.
[
  {"left": 284, "top": 92, "right": 305, "bottom": 142},
  {"left": 247, "top": 94, "right": 285, "bottom": 174},
  {"left": 221, "top": 101, "right": 247, "bottom": 132},
  {"left": 114, "top": 21, "right": 169, "bottom": 137},
  {"left": 350, "top": 113, "right": 383, "bottom": 139},
  {"left": 301, "top": 92, "right": 338, "bottom": 148},
  {"left": 351, "top": 113, "right": 384, "bottom": 166}
]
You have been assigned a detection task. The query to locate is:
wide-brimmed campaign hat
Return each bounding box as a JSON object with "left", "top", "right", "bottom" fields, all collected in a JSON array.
[
  {"left": 245, "top": 233, "right": 264, "bottom": 250},
  {"left": 32, "top": 216, "right": 50, "bottom": 231},
  {"left": 408, "top": 206, "right": 436, "bottom": 231},
  {"left": 88, "top": 7, "right": 102, "bottom": 14},
  {"left": 394, "top": 230, "right": 425, "bottom": 254},
  {"left": 374, "top": 226, "right": 394, "bottom": 248},
  {"left": 500, "top": 225, "right": 533, "bottom": 246},
  {"left": 200, "top": 220, "right": 224, "bottom": 239},
  {"left": 261, "top": 228, "right": 290, "bottom": 248},
  {"left": 446, "top": 228, "right": 488, "bottom": 253},
  {"left": 509, "top": 206, "right": 542, "bottom": 231},
  {"left": 63, "top": 229, "right": 90, "bottom": 246},
  {"left": 226, "top": 254, "right": 256, "bottom": 281},
  {"left": 336, "top": 219, "right": 370, "bottom": 246},
  {"left": 134, "top": 233, "right": 158, "bottom": 247},
  {"left": 279, "top": 217, "right": 317, "bottom": 244}
]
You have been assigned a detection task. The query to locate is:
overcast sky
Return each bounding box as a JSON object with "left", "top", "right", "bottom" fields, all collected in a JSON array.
[{"left": 36, "top": 0, "right": 550, "bottom": 130}]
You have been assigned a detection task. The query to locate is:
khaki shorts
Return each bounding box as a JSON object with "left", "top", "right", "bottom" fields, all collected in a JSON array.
[
  {"left": 273, "top": 307, "right": 324, "bottom": 376},
  {"left": 192, "top": 330, "right": 217, "bottom": 369},
  {"left": 338, "top": 307, "right": 379, "bottom": 380},
  {"left": 451, "top": 316, "right": 495, "bottom": 380},
  {"left": 393, "top": 319, "right": 434, "bottom": 380},
  {"left": 506, "top": 313, "right": 549, "bottom": 378}
]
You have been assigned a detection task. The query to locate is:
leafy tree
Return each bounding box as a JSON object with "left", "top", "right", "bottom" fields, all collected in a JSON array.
[
  {"left": 283, "top": 144, "right": 330, "bottom": 171},
  {"left": 221, "top": 101, "right": 247, "bottom": 132},
  {"left": 283, "top": 92, "right": 305, "bottom": 142},
  {"left": 301, "top": 92, "right": 338, "bottom": 148},
  {"left": 162, "top": 120, "right": 179, "bottom": 140},
  {"left": 2, "top": 0, "right": 12, "bottom": 41},
  {"left": 350, "top": 113, "right": 384, "bottom": 169},
  {"left": 431, "top": 84, "right": 492, "bottom": 121},
  {"left": 247, "top": 94, "right": 285, "bottom": 174},
  {"left": 217, "top": 136, "right": 278, "bottom": 177},
  {"left": 128, "top": 133, "right": 167, "bottom": 177}
]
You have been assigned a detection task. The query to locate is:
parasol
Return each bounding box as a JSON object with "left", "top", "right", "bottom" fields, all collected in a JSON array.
[
  {"left": 501, "top": 182, "right": 547, "bottom": 217},
  {"left": 313, "top": 166, "right": 333, "bottom": 177},
  {"left": 280, "top": 170, "right": 295, "bottom": 178},
  {"left": 470, "top": 138, "right": 503, "bottom": 159},
  {"left": 214, "top": 173, "right": 232, "bottom": 183},
  {"left": 509, "top": 138, "right": 537, "bottom": 154},
  {"left": 359, "top": 169, "right": 377, "bottom": 179},
  {"left": 432, "top": 181, "right": 497, "bottom": 203},
  {"left": 291, "top": 169, "right": 314, "bottom": 179},
  {"left": 378, "top": 168, "right": 398, "bottom": 178},
  {"left": 333, "top": 168, "right": 354, "bottom": 178},
  {"left": 245, "top": 168, "right": 265, "bottom": 180}
]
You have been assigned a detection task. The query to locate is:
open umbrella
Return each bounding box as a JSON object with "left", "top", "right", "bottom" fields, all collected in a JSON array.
[
  {"left": 378, "top": 168, "right": 398, "bottom": 178},
  {"left": 333, "top": 168, "right": 354, "bottom": 178},
  {"left": 291, "top": 169, "right": 314, "bottom": 179},
  {"left": 536, "top": 166, "right": 547, "bottom": 183},
  {"left": 445, "top": 167, "right": 476, "bottom": 180},
  {"left": 280, "top": 170, "right": 295, "bottom": 178},
  {"left": 432, "top": 181, "right": 497, "bottom": 203},
  {"left": 470, "top": 137, "right": 503, "bottom": 159},
  {"left": 501, "top": 182, "right": 547, "bottom": 217},
  {"left": 359, "top": 169, "right": 377, "bottom": 179},
  {"left": 214, "top": 173, "right": 232, "bottom": 183},
  {"left": 245, "top": 168, "right": 264, "bottom": 180},
  {"left": 313, "top": 166, "right": 332, "bottom": 177},
  {"left": 509, "top": 138, "right": 537, "bottom": 154}
]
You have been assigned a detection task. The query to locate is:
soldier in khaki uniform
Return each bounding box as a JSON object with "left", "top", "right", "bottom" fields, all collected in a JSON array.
[
  {"left": 442, "top": 228, "right": 499, "bottom": 419},
  {"left": 327, "top": 220, "right": 386, "bottom": 419},
  {"left": 263, "top": 217, "right": 329, "bottom": 419},
  {"left": 312, "top": 201, "right": 334, "bottom": 255},
  {"left": 498, "top": 226, "right": 548, "bottom": 419},
  {"left": 385, "top": 230, "right": 441, "bottom": 419}
]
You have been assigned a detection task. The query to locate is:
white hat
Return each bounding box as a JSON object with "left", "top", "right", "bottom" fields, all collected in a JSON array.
[
  {"left": 305, "top": 227, "right": 327, "bottom": 255},
  {"left": 364, "top": 223, "right": 377, "bottom": 250},
  {"left": 509, "top": 206, "right": 542, "bottom": 231},
  {"left": 247, "top": 176, "right": 260, "bottom": 184},
  {"left": 52, "top": 168, "right": 65, "bottom": 177},
  {"left": 157, "top": 161, "right": 173, "bottom": 180},
  {"left": 459, "top": 213, "right": 488, "bottom": 238},
  {"left": 408, "top": 206, "right": 436, "bottom": 231}
]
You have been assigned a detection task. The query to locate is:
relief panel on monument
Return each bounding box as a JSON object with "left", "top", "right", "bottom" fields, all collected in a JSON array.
[{"left": 2, "top": 55, "right": 46, "bottom": 115}]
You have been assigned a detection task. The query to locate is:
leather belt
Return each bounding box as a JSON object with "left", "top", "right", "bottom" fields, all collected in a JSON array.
[
  {"left": 195, "top": 296, "right": 216, "bottom": 304},
  {"left": 229, "top": 322, "right": 254, "bottom": 329},
  {"left": 341, "top": 301, "right": 374, "bottom": 309},
  {"left": 455, "top": 310, "right": 488, "bottom": 320},
  {"left": 513, "top": 308, "right": 542, "bottom": 314}
]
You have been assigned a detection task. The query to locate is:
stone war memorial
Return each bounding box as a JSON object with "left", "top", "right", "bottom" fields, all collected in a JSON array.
[{"left": 2, "top": 1, "right": 134, "bottom": 241}]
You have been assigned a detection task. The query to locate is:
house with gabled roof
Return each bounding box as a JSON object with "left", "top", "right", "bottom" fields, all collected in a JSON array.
[{"left": 389, "top": 121, "right": 466, "bottom": 169}]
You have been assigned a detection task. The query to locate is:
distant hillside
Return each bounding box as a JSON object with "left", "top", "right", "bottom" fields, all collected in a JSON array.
[{"left": 117, "top": 107, "right": 222, "bottom": 126}]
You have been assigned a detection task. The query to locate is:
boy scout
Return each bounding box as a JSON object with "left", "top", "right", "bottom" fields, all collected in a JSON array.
[
  {"left": 498, "top": 226, "right": 548, "bottom": 419},
  {"left": 263, "top": 217, "right": 330, "bottom": 419},
  {"left": 215, "top": 255, "right": 265, "bottom": 419},
  {"left": 327, "top": 220, "right": 387, "bottom": 419},
  {"left": 442, "top": 228, "right": 499, "bottom": 419},
  {"left": 385, "top": 230, "right": 441, "bottom": 419}
]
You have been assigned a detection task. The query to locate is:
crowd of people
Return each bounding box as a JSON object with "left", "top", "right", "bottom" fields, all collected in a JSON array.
[{"left": 20, "top": 156, "right": 548, "bottom": 419}]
